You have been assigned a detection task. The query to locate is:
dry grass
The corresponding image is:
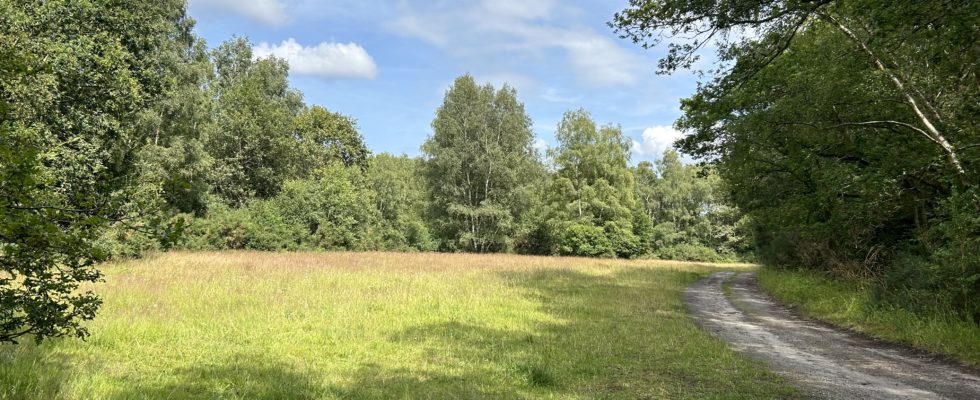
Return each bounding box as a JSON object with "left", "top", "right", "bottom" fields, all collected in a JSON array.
[{"left": 1, "top": 251, "right": 794, "bottom": 399}]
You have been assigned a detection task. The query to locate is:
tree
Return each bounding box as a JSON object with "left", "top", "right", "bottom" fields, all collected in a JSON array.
[
  {"left": 0, "top": 0, "right": 195, "bottom": 343},
  {"left": 365, "top": 153, "right": 436, "bottom": 251},
  {"left": 292, "top": 106, "right": 370, "bottom": 175},
  {"left": 541, "top": 110, "right": 648, "bottom": 258},
  {"left": 611, "top": 0, "right": 977, "bottom": 180},
  {"left": 206, "top": 38, "right": 304, "bottom": 206},
  {"left": 613, "top": 0, "right": 979, "bottom": 315},
  {"left": 634, "top": 150, "right": 748, "bottom": 260},
  {"left": 422, "top": 75, "right": 542, "bottom": 252}
]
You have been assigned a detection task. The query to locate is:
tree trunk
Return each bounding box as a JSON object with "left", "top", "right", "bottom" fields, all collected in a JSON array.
[{"left": 819, "top": 12, "right": 967, "bottom": 177}]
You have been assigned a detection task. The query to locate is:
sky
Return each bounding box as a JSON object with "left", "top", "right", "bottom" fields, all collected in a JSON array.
[{"left": 187, "top": 0, "right": 704, "bottom": 163}]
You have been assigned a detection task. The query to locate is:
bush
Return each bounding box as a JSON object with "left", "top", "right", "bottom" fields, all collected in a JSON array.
[
  {"left": 655, "top": 243, "right": 726, "bottom": 262},
  {"left": 179, "top": 163, "right": 383, "bottom": 252},
  {"left": 180, "top": 201, "right": 306, "bottom": 251}
]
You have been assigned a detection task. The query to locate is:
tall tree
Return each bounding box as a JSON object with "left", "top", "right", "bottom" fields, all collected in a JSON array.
[
  {"left": 0, "top": 0, "right": 195, "bottom": 343},
  {"left": 541, "top": 110, "right": 649, "bottom": 258},
  {"left": 612, "top": 0, "right": 978, "bottom": 181},
  {"left": 422, "top": 75, "right": 541, "bottom": 252},
  {"left": 292, "top": 105, "right": 370, "bottom": 175},
  {"left": 634, "top": 150, "right": 748, "bottom": 258},
  {"left": 206, "top": 38, "right": 304, "bottom": 206}
]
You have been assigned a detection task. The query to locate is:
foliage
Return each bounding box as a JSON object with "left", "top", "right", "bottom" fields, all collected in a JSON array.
[
  {"left": 0, "top": 0, "right": 193, "bottom": 343},
  {"left": 365, "top": 154, "right": 437, "bottom": 251},
  {"left": 540, "top": 110, "right": 647, "bottom": 258},
  {"left": 182, "top": 164, "right": 380, "bottom": 251},
  {"left": 206, "top": 37, "right": 304, "bottom": 206},
  {"left": 293, "top": 106, "right": 370, "bottom": 173},
  {"left": 422, "top": 75, "right": 544, "bottom": 253},
  {"left": 613, "top": 0, "right": 979, "bottom": 316},
  {"left": 634, "top": 150, "right": 750, "bottom": 260}
]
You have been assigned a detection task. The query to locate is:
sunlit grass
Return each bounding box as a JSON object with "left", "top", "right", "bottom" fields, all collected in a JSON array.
[
  {"left": 758, "top": 268, "right": 980, "bottom": 368},
  {"left": 1, "top": 251, "right": 795, "bottom": 399}
]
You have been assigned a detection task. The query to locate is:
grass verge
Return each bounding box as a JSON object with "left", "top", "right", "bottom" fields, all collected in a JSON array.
[
  {"left": 757, "top": 267, "right": 980, "bottom": 368},
  {"left": 1, "top": 251, "right": 795, "bottom": 399}
]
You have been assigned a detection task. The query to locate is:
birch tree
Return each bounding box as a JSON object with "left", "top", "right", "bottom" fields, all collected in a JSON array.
[
  {"left": 541, "top": 110, "right": 648, "bottom": 258},
  {"left": 422, "top": 75, "right": 541, "bottom": 252}
]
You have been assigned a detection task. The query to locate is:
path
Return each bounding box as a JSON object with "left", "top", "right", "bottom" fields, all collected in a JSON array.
[{"left": 684, "top": 271, "right": 980, "bottom": 399}]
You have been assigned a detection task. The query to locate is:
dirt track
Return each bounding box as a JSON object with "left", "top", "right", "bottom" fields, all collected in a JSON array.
[{"left": 684, "top": 271, "right": 980, "bottom": 399}]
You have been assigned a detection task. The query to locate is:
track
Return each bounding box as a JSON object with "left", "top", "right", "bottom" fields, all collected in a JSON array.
[{"left": 684, "top": 271, "right": 980, "bottom": 399}]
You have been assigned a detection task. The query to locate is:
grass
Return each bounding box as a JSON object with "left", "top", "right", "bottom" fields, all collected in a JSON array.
[
  {"left": 1, "top": 251, "right": 797, "bottom": 399},
  {"left": 757, "top": 267, "right": 980, "bottom": 368}
]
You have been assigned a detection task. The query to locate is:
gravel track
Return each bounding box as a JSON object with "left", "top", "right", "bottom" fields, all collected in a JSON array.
[{"left": 684, "top": 271, "right": 980, "bottom": 399}]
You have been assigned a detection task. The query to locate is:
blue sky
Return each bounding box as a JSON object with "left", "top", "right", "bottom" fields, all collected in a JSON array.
[{"left": 187, "top": 0, "right": 703, "bottom": 163}]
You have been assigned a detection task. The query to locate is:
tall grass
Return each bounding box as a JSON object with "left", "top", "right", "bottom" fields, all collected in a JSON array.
[{"left": 1, "top": 252, "right": 794, "bottom": 399}]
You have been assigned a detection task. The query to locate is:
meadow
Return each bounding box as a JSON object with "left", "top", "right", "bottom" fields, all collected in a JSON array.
[{"left": 1, "top": 252, "right": 795, "bottom": 399}]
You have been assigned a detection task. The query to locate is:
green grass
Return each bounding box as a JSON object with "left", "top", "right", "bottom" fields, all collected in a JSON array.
[
  {"left": 758, "top": 267, "right": 980, "bottom": 368},
  {"left": 1, "top": 251, "right": 797, "bottom": 399}
]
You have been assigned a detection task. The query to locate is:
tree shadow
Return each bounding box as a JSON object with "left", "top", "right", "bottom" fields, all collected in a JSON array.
[
  {"left": 330, "top": 267, "right": 732, "bottom": 399},
  {"left": 0, "top": 342, "right": 75, "bottom": 399},
  {"left": 109, "top": 355, "right": 333, "bottom": 400}
]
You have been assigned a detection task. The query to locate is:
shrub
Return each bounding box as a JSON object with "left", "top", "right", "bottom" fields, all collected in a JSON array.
[{"left": 655, "top": 243, "right": 725, "bottom": 262}]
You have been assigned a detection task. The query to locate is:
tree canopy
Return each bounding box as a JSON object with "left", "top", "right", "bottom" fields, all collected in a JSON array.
[
  {"left": 613, "top": 0, "right": 979, "bottom": 318},
  {"left": 422, "top": 75, "right": 543, "bottom": 253}
]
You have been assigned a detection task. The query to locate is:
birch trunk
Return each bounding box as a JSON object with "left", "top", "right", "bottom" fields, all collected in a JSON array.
[{"left": 819, "top": 12, "right": 966, "bottom": 177}]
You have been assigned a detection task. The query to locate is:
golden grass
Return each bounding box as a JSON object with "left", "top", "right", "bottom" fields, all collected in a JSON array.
[{"left": 1, "top": 251, "right": 793, "bottom": 399}]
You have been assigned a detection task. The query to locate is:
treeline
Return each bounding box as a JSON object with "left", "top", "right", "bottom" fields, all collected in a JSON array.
[
  {"left": 111, "top": 72, "right": 747, "bottom": 263},
  {"left": 613, "top": 0, "right": 979, "bottom": 320}
]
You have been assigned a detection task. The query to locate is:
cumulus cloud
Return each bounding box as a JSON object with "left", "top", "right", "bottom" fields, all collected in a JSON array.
[
  {"left": 191, "top": 0, "right": 289, "bottom": 26},
  {"left": 387, "top": 0, "right": 645, "bottom": 87},
  {"left": 253, "top": 39, "right": 379, "bottom": 79},
  {"left": 631, "top": 125, "right": 685, "bottom": 158},
  {"left": 533, "top": 137, "right": 550, "bottom": 154}
]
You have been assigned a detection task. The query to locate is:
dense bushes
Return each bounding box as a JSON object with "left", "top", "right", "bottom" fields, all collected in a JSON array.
[{"left": 178, "top": 161, "right": 436, "bottom": 252}]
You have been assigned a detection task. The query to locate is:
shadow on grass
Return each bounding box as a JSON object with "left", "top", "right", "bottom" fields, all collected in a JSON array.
[
  {"left": 109, "top": 355, "right": 329, "bottom": 399},
  {"left": 337, "top": 266, "right": 752, "bottom": 399},
  {"left": 0, "top": 343, "right": 75, "bottom": 399}
]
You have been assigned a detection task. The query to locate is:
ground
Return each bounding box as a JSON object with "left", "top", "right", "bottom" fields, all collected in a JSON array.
[{"left": 0, "top": 251, "right": 796, "bottom": 399}]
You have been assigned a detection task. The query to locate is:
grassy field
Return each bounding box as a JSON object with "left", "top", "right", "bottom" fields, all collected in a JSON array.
[
  {"left": 1, "top": 252, "right": 797, "bottom": 399},
  {"left": 758, "top": 268, "right": 980, "bottom": 368}
]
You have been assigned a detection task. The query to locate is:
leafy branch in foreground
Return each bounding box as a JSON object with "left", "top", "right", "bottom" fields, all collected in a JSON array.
[{"left": 0, "top": 0, "right": 195, "bottom": 343}]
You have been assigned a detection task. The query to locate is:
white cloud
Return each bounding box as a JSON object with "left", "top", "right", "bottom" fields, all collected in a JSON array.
[
  {"left": 253, "top": 39, "right": 378, "bottom": 79},
  {"left": 191, "top": 0, "right": 289, "bottom": 26},
  {"left": 631, "top": 125, "right": 685, "bottom": 157},
  {"left": 387, "top": 0, "right": 645, "bottom": 87},
  {"left": 540, "top": 87, "right": 582, "bottom": 104},
  {"left": 533, "top": 137, "right": 550, "bottom": 154}
]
